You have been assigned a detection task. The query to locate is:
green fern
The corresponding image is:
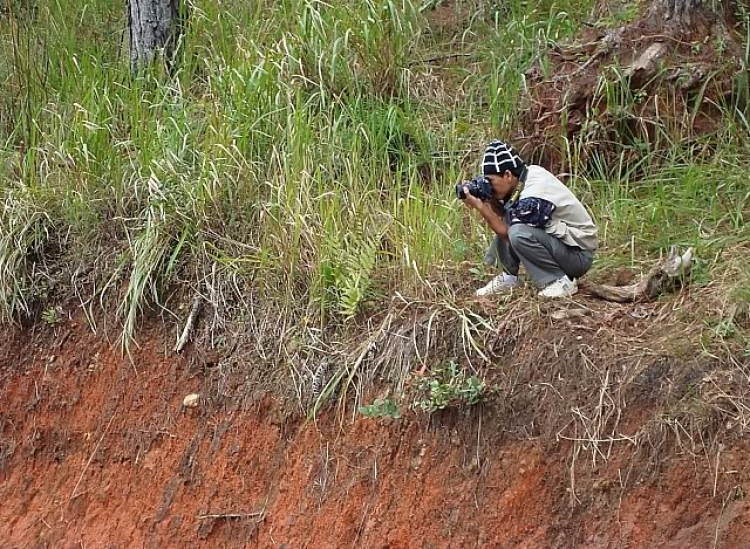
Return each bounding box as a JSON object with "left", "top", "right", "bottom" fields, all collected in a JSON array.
[
  {"left": 317, "top": 220, "right": 382, "bottom": 321},
  {"left": 337, "top": 231, "right": 379, "bottom": 319}
]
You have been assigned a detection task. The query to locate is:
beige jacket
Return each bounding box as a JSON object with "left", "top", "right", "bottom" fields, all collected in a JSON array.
[{"left": 520, "top": 166, "right": 598, "bottom": 252}]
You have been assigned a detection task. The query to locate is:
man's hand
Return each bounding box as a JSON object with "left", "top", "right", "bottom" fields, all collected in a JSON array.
[
  {"left": 461, "top": 186, "right": 488, "bottom": 212},
  {"left": 461, "top": 186, "right": 509, "bottom": 241}
]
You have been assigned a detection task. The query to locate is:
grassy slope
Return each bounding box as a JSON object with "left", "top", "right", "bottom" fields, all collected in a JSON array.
[{"left": 0, "top": 0, "right": 748, "bottom": 360}]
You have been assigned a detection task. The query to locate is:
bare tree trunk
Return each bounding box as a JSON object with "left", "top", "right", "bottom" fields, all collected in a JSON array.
[
  {"left": 128, "top": 0, "right": 183, "bottom": 74},
  {"left": 647, "top": 0, "right": 731, "bottom": 29}
]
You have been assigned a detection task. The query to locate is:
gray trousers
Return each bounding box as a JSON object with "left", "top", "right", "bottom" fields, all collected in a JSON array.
[{"left": 484, "top": 224, "right": 594, "bottom": 286}]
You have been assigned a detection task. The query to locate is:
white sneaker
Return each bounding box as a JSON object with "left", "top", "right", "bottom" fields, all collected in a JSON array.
[
  {"left": 476, "top": 273, "right": 520, "bottom": 296},
  {"left": 539, "top": 276, "right": 578, "bottom": 298}
]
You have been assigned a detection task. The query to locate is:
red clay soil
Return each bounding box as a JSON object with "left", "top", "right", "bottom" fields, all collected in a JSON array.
[{"left": 1, "top": 317, "right": 749, "bottom": 548}]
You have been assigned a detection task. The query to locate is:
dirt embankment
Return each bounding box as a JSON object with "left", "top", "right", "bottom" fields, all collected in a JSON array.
[{"left": 1, "top": 316, "right": 749, "bottom": 548}]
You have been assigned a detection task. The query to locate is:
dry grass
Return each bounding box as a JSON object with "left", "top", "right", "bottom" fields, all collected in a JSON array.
[
  {"left": 179, "top": 242, "right": 748, "bottom": 496},
  {"left": 2, "top": 0, "right": 749, "bottom": 504}
]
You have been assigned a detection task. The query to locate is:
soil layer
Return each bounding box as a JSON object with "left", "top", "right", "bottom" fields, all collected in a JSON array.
[{"left": 1, "top": 317, "right": 749, "bottom": 548}]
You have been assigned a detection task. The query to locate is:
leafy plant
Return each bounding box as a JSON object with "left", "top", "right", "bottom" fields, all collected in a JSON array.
[
  {"left": 41, "top": 306, "right": 59, "bottom": 325},
  {"left": 412, "top": 360, "right": 487, "bottom": 413},
  {"left": 318, "top": 227, "right": 383, "bottom": 320},
  {"left": 359, "top": 397, "right": 402, "bottom": 419}
]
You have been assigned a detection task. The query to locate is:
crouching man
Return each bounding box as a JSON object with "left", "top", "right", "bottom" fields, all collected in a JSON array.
[{"left": 461, "top": 140, "right": 598, "bottom": 298}]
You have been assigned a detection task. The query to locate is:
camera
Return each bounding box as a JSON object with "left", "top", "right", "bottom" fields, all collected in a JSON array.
[{"left": 455, "top": 176, "right": 494, "bottom": 201}]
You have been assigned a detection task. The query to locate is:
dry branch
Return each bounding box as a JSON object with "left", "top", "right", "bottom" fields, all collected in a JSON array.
[
  {"left": 198, "top": 511, "right": 264, "bottom": 520},
  {"left": 174, "top": 295, "right": 203, "bottom": 352},
  {"left": 584, "top": 246, "right": 694, "bottom": 303}
]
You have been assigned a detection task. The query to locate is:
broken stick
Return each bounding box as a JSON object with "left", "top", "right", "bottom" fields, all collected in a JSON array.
[
  {"left": 583, "top": 246, "right": 694, "bottom": 303},
  {"left": 198, "top": 511, "right": 264, "bottom": 520},
  {"left": 174, "top": 295, "right": 203, "bottom": 352}
]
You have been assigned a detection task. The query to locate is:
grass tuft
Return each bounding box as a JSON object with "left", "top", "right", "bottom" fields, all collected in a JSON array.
[{"left": 0, "top": 0, "right": 747, "bottom": 357}]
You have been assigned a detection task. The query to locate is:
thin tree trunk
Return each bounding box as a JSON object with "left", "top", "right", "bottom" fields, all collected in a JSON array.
[
  {"left": 128, "top": 0, "right": 183, "bottom": 74},
  {"left": 647, "top": 0, "right": 730, "bottom": 29}
]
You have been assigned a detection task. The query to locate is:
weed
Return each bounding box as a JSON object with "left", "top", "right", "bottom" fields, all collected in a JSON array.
[
  {"left": 359, "top": 397, "right": 402, "bottom": 419},
  {"left": 412, "top": 360, "right": 487, "bottom": 413},
  {"left": 41, "top": 306, "right": 59, "bottom": 325}
]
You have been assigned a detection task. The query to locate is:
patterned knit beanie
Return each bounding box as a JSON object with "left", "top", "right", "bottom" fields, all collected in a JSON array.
[{"left": 481, "top": 140, "right": 526, "bottom": 177}]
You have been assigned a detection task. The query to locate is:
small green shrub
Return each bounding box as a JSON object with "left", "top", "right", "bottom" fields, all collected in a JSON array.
[
  {"left": 359, "top": 397, "right": 401, "bottom": 419},
  {"left": 412, "top": 360, "right": 487, "bottom": 413},
  {"left": 41, "top": 306, "right": 59, "bottom": 325}
]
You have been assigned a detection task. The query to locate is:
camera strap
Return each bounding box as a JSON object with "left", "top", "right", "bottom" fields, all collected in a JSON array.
[{"left": 508, "top": 166, "right": 528, "bottom": 205}]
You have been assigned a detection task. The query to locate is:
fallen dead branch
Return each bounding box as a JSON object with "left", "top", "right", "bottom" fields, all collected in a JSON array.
[
  {"left": 584, "top": 246, "right": 694, "bottom": 303},
  {"left": 198, "top": 511, "right": 264, "bottom": 520},
  {"left": 174, "top": 295, "right": 203, "bottom": 352}
]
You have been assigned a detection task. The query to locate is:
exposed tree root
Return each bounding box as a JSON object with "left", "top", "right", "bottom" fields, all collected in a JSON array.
[
  {"left": 583, "top": 246, "right": 694, "bottom": 302},
  {"left": 515, "top": 1, "right": 746, "bottom": 172}
]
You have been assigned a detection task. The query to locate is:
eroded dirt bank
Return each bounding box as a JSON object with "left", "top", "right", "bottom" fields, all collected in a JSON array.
[{"left": 1, "top": 318, "right": 749, "bottom": 548}]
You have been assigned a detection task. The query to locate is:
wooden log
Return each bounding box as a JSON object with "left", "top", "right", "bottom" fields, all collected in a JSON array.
[{"left": 583, "top": 247, "right": 693, "bottom": 303}]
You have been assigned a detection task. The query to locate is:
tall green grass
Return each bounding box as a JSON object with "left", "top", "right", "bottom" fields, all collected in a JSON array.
[{"left": 1, "top": 0, "right": 749, "bottom": 349}]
